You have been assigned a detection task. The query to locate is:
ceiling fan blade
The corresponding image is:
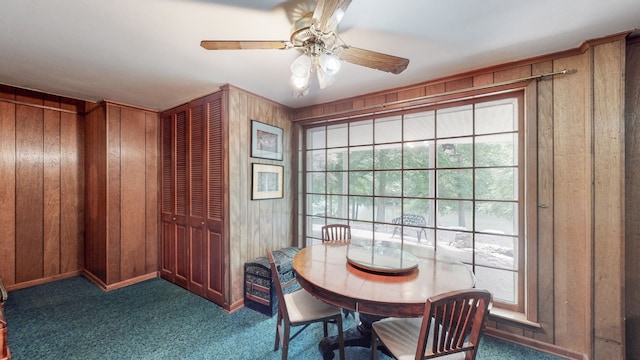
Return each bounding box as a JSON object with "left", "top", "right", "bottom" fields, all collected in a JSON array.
[
  {"left": 312, "top": 0, "right": 352, "bottom": 33},
  {"left": 338, "top": 46, "right": 409, "bottom": 74},
  {"left": 200, "top": 40, "right": 290, "bottom": 50}
]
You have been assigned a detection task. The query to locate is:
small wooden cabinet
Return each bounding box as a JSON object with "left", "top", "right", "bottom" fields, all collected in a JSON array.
[{"left": 160, "top": 91, "right": 226, "bottom": 306}]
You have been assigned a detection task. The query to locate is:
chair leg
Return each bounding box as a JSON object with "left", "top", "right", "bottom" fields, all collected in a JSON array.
[
  {"left": 336, "top": 315, "right": 345, "bottom": 360},
  {"left": 343, "top": 309, "right": 354, "bottom": 318},
  {"left": 282, "top": 322, "right": 290, "bottom": 360},
  {"left": 274, "top": 312, "right": 282, "bottom": 351},
  {"left": 370, "top": 329, "right": 378, "bottom": 360}
]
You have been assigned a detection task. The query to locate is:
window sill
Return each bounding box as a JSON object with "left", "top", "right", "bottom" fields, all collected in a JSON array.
[{"left": 489, "top": 307, "right": 542, "bottom": 329}]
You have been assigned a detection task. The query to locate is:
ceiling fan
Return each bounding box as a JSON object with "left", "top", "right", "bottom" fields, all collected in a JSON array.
[{"left": 200, "top": 0, "right": 410, "bottom": 96}]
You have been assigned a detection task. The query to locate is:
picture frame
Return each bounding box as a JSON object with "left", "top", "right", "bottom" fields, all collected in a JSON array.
[
  {"left": 251, "top": 120, "right": 283, "bottom": 161},
  {"left": 251, "top": 163, "right": 284, "bottom": 200}
]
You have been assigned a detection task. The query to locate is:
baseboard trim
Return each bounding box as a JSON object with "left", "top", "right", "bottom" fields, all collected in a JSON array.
[
  {"left": 5, "top": 270, "right": 83, "bottom": 291},
  {"left": 485, "top": 327, "right": 588, "bottom": 360},
  {"left": 83, "top": 271, "right": 159, "bottom": 292},
  {"left": 226, "top": 299, "right": 244, "bottom": 314}
]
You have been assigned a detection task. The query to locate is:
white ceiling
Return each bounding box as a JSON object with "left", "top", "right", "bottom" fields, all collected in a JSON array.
[{"left": 1, "top": 0, "right": 639, "bottom": 111}]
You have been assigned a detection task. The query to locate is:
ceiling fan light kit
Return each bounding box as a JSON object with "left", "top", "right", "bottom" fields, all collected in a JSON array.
[{"left": 200, "top": 0, "right": 409, "bottom": 97}]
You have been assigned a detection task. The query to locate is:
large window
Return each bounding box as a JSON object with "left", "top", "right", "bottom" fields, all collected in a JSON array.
[{"left": 303, "top": 92, "right": 525, "bottom": 311}]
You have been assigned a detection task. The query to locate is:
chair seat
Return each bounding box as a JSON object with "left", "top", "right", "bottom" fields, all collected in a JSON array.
[
  {"left": 284, "top": 289, "right": 343, "bottom": 325},
  {"left": 373, "top": 317, "right": 466, "bottom": 360}
]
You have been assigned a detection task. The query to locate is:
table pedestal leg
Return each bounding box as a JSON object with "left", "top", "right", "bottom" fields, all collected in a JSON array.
[{"left": 318, "top": 313, "right": 390, "bottom": 360}]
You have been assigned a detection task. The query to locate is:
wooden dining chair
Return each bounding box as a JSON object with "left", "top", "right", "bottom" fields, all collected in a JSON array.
[
  {"left": 268, "top": 251, "right": 345, "bottom": 360},
  {"left": 371, "top": 289, "right": 492, "bottom": 360},
  {"left": 321, "top": 224, "right": 351, "bottom": 243},
  {"left": 320, "top": 224, "right": 355, "bottom": 318}
]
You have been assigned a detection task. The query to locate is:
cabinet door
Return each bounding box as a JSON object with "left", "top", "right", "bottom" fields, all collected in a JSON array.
[
  {"left": 160, "top": 115, "right": 175, "bottom": 281},
  {"left": 159, "top": 109, "right": 189, "bottom": 290},
  {"left": 160, "top": 92, "right": 226, "bottom": 306},
  {"left": 187, "top": 101, "right": 207, "bottom": 296},
  {"left": 205, "top": 94, "right": 225, "bottom": 304},
  {"left": 174, "top": 110, "right": 190, "bottom": 289}
]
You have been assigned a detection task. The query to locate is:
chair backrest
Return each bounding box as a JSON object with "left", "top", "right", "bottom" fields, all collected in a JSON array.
[
  {"left": 417, "top": 289, "right": 491, "bottom": 359},
  {"left": 267, "top": 251, "right": 290, "bottom": 323},
  {"left": 321, "top": 224, "right": 351, "bottom": 243}
]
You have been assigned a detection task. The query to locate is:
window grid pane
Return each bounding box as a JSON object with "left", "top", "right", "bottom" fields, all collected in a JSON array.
[{"left": 303, "top": 95, "right": 523, "bottom": 311}]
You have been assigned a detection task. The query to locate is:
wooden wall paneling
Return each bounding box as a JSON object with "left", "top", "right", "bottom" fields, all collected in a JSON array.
[
  {"left": 552, "top": 52, "right": 591, "bottom": 354},
  {"left": 231, "top": 90, "right": 248, "bottom": 305},
  {"left": 60, "top": 101, "right": 84, "bottom": 273},
  {"left": 84, "top": 105, "right": 107, "bottom": 282},
  {"left": 625, "top": 37, "right": 640, "bottom": 359},
  {"left": 592, "top": 40, "right": 625, "bottom": 359},
  {"left": 334, "top": 100, "right": 354, "bottom": 114},
  {"left": 15, "top": 93, "right": 44, "bottom": 283},
  {"left": 493, "top": 65, "right": 532, "bottom": 83},
  {"left": 425, "top": 83, "right": 446, "bottom": 96},
  {"left": 473, "top": 73, "right": 494, "bottom": 87},
  {"left": 227, "top": 90, "right": 241, "bottom": 278},
  {"left": 145, "top": 112, "right": 159, "bottom": 274},
  {"left": 397, "top": 87, "right": 426, "bottom": 102},
  {"left": 523, "top": 81, "right": 539, "bottom": 326},
  {"left": 363, "top": 94, "right": 386, "bottom": 108},
  {"left": 0, "top": 92, "right": 16, "bottom": 285},
  {"left": 106, "top": 106, "right": 122, "bottom": 284},
  {"left": 236, "top": 91, "right": 249, "bottom": 262},
  {"left": 223, "top": 86, "right": 295, "bottom": 307},
  {"left": 532, "top": 61, "right": 556, "bottom": 344},
  {"left": 43, "top": 96, "right": 61, "bottom": 277},
  {"left": 278, "top": 107, "right": 292, "bottom": 249},
  {"left": 444, "top": 77, "right": 473, "bottom": 92},
  {"left": 119, "top": 106, "right": 147, "bottom": 281}
]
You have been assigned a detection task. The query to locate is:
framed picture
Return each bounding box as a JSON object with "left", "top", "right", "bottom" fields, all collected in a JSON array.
[
  {"left": 251, "top": 163, "right": 284, "bottom": 200},
  {"left": 251, "top": 120, "right": 283, "bottom": 161}
]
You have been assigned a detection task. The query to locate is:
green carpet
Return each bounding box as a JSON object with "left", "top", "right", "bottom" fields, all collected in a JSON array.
[{"left": 4, "top": 276, "right": 563, "bottom": 359}]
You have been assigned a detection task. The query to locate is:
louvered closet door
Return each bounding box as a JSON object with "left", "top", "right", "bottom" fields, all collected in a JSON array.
[
  {"left": 160, "top": 91, "right": 226, "bottom": 305},
  {"left": 173, "top": 110, "right": 190, "bottom": 289},
  {"left": 160, "top": 115, "right": 175, "bottom": 281},
  {"left": 187, "top": 100, "right": 207, "bottom": 296},
  {"left": 159, "top": 107, "right": 190, "bottom": 289},
  {"left": 205, "top": 93, "right": 225, "bottom": 304}
]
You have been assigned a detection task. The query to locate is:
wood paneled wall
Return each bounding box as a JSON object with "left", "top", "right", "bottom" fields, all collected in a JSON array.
[
  {"left": 225, "top": 85, "right": 294, "bottom": 308},
  {"left": 625, "top": 36, "right": 640, "bottom": 359},
  {"left": 0, "top": 86, "right": 84, "bottom": 289},
  {"left": 292, "top": 35, "right": 628, "bottom": 359},
  {"left": 84, "top": 102, "right": 159, "bottom": 289}
]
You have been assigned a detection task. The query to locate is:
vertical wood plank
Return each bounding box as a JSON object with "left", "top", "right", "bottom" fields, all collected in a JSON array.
[
  {"left": 592, "top": 40, "right": 625, "bottom": 359},
  {"left": 85, "top": 105, "right": 108, "bottom": 282},
  {"left": 119, "top": 107, "right": 147, "bottom": 280},
  {"left": 145, "top": 112, "right": 159, "bottom": 273},
  {"left": 0, "top": 95, "right": 16, "bottom": 284},
  {"left": 532, "top": 61, "right": 555, "bottom": 344},
  {"left": 494, "top": 65, "right": 532, "bottom": 83},
  {"left": 107, "top": 105, "right": 122, "bottom": 283},
  {"left": 227, "top": 90, "right": 242, "bottom": 304},
  {"left": 43, "top": 97, "right": 61, "bottom": 277},
  {"left": 60, "top": 102, "right": 84, "bottom": 273},
  {"left": 625, "top": 38, "right": 640, "bottom": 359},
  {"left": 552, "top": 52, "right": 591, "bottom": 354},
  {"left": 15, "top": 97, "right": 45, "bottom": 282}
]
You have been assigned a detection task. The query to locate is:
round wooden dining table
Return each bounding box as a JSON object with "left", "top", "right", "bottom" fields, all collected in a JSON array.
[{"left": 292, "top": 243, "right": 476, "bottom": 359}]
